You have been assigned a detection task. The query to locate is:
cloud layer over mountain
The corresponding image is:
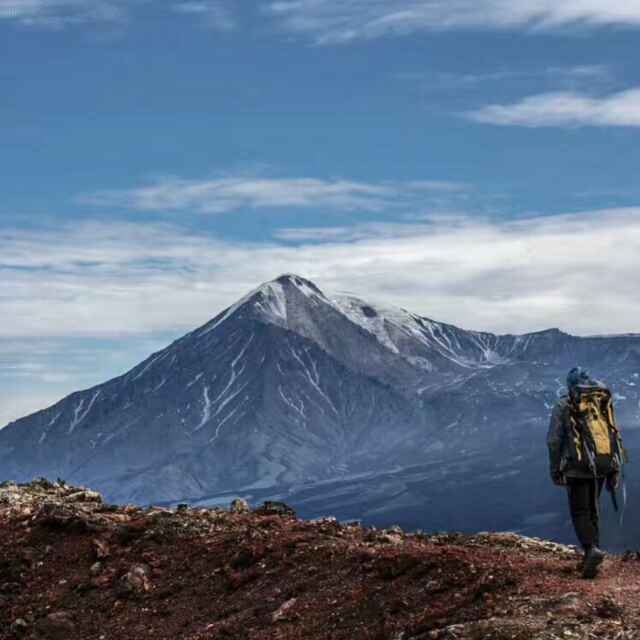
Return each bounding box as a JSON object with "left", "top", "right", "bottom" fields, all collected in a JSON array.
[{"left": 3, "top": 207, "right": 639, "bottom": 339}]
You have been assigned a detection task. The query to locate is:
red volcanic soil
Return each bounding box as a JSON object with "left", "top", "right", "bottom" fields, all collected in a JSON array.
[{"left": 1, "top": 480, "right": 639, "bottom": 640}]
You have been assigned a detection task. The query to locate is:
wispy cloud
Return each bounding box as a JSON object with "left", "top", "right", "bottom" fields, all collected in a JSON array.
[
  {"left": 274, "top": 220, "right": 447, "bottom": 242},
  {"left": 171, "top": 1, "right": 235, "bottom": 30},
  {"left": 397, "top": 65, "right": 613, "bottom": 92},
  {"left": 0, "top": 0, "right": 237, "bottom": 29},
  {"left": 80, "top": 176, "right": 468, "bottom": 214},
  {"left": 265, "top": 1, "right": 640, "bottom": 43},
  {"left": 0, "top": 0, "right": 127, "bottom": 28},
  {"left": 7, "top": 0, "right": 640, "bottom": 35},
  {"left": 468, "top": 88, "right": 640, "bottom": 127}
]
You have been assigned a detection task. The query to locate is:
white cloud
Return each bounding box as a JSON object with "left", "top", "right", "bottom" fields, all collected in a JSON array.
[
  {"left": 80, "top": 176, "right": 467, "bottom": 214},
  {"left": 2, "top": 208, "right": 640, "bottom": 341},
  {"left": 265, "top": 0, "right": 640, "bottom": 43},
  {"left": 172, "top": 1, "right": 235, "bottom": 30},
  {"left": 0, "top": 0, "right": 126, "bottom": 27},
  {"left": 468, "top": 88, "right": 640, "bottom": 127}
]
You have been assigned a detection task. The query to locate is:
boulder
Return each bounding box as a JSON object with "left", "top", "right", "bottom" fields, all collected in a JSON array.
[
  {"left": 272, "top": 598, "right": 297, "bottom": 622},
  {"left": 34, "top": 611, "right": 76, "bottom": 640},
  {"left": 118, "top": 564, "right": 153, "bottom": 596},
  {"left": 230, "top": 498, "right": 250, "bottom": 514},
  {"left": 254, "top": 501, "right": 296, "bottom": 517},
  {"left": 9, "top": 619, "right": 28, "bottom": 636},
  {"left": 66, "top": 490, "right": 102, "bottom": 503},
  {"left": 93, "top": 538, "right": 110, "bottom": 560}
]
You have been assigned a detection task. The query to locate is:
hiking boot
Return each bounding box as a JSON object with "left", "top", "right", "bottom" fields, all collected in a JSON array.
[{"left": 582, "top": 546, "right": 605, "bottom": 579}]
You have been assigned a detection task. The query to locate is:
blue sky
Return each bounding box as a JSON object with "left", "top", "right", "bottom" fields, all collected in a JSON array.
[{"left": 2, "top": 0, "right": 640, "bottom": 425}]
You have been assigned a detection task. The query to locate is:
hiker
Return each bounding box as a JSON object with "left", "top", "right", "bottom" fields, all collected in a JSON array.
[{"left": 547, "top": 367, "right": 627, "bottom": 579}]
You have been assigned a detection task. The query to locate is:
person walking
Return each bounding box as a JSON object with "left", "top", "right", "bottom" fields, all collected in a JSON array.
[{"left": 547, "top": 367, "right": 626, "bottom": 579}]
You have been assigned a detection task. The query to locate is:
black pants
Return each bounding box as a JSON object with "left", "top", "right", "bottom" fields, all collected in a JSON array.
[{"left": 566, "top": 477, "right": 605, "bottom": 551}]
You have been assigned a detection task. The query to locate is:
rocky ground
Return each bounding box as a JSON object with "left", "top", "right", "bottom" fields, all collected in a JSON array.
[{"left": 1, "top": 480, "right": 639, "bottom": 640}]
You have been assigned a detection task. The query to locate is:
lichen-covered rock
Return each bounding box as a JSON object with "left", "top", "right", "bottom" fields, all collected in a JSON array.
[
  {"left": 66, "top": 490, "right": 102, "bottom": 504},
  {"left": 9, "top": 618, "right": 28, "bottom": 636},
  {"left": 254, "top": 500, "right": 296, "bottom": 517},
  {"left": 93, "top": 538, "right": 110, "bottom": 560},
  {"left": 272, "top": 597, "right": 297, "bottom": 622},
  {"left": 118, "top": 564, "right": 153, "bottom": 596},
  {"left": 230, "top": 498, "right": 250, "bottom": 513}
]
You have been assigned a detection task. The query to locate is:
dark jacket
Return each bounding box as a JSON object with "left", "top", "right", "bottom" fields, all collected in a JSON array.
[{"left": 547, "top": 395, "right": 595, "bottom": 480}]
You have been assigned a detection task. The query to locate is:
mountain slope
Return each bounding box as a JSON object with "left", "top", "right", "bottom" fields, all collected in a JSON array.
[
  {"left": 1, "top": 274, "right": 639, "bottom": 547},
  {"left": 0, "top": 276, "right": 432, "bottom": 503}
]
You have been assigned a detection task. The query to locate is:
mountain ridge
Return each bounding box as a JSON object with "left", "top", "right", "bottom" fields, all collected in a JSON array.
[
  {"left": 0, "top": 274, "right": 619, "bottom": 428},
  {"left": 1, "top": 274, "right": 639, "bottom": 548}
]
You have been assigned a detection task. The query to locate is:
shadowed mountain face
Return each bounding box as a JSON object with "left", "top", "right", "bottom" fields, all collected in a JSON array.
[{"left": 1, "top": 275, "right": 639, "bottom": 547}]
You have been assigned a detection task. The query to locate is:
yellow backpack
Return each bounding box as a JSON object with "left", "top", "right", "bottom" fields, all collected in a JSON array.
[{"left": 568, "top": 384, "right": 627, "bottom": 476}]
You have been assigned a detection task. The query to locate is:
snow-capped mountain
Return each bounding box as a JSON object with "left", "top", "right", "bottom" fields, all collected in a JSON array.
[{"left": 1, "top": 275, "right": 639, "bottom": 547}]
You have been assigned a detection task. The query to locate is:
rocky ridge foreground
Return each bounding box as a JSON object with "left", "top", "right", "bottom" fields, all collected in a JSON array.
[{"left": 1, "top": 481, "right": 639, "bottom": 640}]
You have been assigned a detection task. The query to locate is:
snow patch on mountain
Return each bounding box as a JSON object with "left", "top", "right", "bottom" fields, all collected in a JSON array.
[
  {"left": 290, "top": 346, "right": 338, "bottom": 416},
  {"left": 330, "top": 293, "right": 510, "bottom": 370},
  {"left": 253, "top": 282, "right": 288, "bottom": 326},
  {"left": 68, "top": 390, "right": 101, "bottom": 435},
  {"left": 194, "top": 386, "right": 212, "bottom": 432},
  {"left": 198, "top": 275, "right": 328, "bottom": 338},
  {"left": 186, "top": 372, "right": 204, "bottom": 389},
  {"left": 330, "top": 294, "right": 403, "bottom": 353}
]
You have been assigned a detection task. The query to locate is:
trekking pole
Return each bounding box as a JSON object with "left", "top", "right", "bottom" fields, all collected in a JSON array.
[
  {"left": 619, "top": 458, "right": 628, "bottom": 527},
  {"left": 610, "top": 486, "right": 619, "bottom": 513},
  {"left": 612, "top": 414, "right": 629, "bottom": 527},
  {"left": 585, "top": 445, "right": 600, "bottom": 523},
  {"left": 614, "top": 442, "right": 628, "bottom": 527}
]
